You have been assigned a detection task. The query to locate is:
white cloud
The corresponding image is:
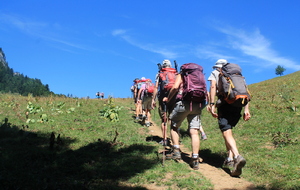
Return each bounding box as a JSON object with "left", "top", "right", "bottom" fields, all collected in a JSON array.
[
  {"left": 0, "top": 13, "right": 90, "bottom": 52},
  {"left": 195, "top": 48, "right": 235, "bottom": 61},
  {"left": 216, "top": 26, "right": 300, "bottom": 70},
  {"left": 112, "top": 29, "right": 127, "bottom": 36},
  {"left": 112, "top": 29, "right": 178, "bottom": 58},
  {"left": 0, "top": 13, "right": 47, "bottom": 34}
]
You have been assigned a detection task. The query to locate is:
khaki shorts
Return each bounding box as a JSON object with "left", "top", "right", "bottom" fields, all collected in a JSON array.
[
  {"left": 142, "top": 96, "right": 152, "bottom": 110},
  {"left": 169, "top": 101, "right": 202, "bottom": 129}
]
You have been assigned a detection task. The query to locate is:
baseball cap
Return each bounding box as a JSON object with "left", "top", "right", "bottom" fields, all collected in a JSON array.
[
  {"left": 213, "top": 59, "right": 228, "bottom": 69},
  {"left": 162, "top": 59, "right": 172, "bottom": 68}
]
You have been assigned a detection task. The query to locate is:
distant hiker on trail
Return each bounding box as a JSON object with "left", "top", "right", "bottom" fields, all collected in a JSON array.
[
  {"left": 137, "top": 78, "right": 154, "bottom": 127},
  {"left": 131, "top": 78, "right": 140, "bottom": 111},
  {"left": 100, "top": 92, "right": 104, "bottom": 99},
  {"left": 163, "top": 63, "right": 207, "bottom": 170},
  {"left": 152, "top": 59, "right": 178, "bottom": 146},
  {"left": 135, "top": 77, "right": 146, "bottom": 120},
  {"left": 131, "top": 78, "right": 139, "bottom": 101},
  {"left": 207, "top": 59, "right": 251, "bottom": 177},
  {"left": 96, "top": 92, "right": 100, "bottom": 99}
]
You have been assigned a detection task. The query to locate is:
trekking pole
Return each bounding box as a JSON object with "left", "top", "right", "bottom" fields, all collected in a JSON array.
[
  {"left": 174, "top": 60, "right": 178, "bottom": 73},
  {"left": 162, "top": 102, "right": 167, "bottom": 166},
  {"left": 157, "top": 63, "right": 162, "bottom": 71}
]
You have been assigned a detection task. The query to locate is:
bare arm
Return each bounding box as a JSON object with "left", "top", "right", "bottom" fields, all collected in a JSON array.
[
  {"left": 163, "top": 74, "right": 182, "bottom": 103},
  {"left": 209, "top": 80, "right": 217, "bottom": 104},
  {"left": 137, "top": 87, "right": 143, "bottom": 102},
  {"left": 151, "top": 81, "right": 159, "bottom": 108},
  {"left": 243, "top": 102, "right": 251, "bottom": 121},
  {"left": 209, "top": 79, "right": 218, "bottom": 118}
]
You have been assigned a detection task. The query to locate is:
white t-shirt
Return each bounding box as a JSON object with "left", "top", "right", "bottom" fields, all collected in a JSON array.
[{"left": 207, "top": 69, "right": 220, "bottom": 86}]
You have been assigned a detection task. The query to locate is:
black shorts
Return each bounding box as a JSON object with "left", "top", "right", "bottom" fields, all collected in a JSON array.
[{"left": 217, "top": 102, "right": 242, "bottom": 132}]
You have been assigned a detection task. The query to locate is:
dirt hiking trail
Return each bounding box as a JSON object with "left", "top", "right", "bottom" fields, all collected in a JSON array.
[{"left": 145, "top": 119, "right": 258, "bottom": 190}]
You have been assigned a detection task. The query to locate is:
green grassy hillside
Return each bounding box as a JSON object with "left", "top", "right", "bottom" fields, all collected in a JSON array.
[{"left": 0, "top": 71, "right": 299, "bottom": 189}]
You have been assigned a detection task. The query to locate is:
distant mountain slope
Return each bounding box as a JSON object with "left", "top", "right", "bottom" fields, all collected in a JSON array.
[{"left": 0, "top": 48, "right": 54, "bottom": 96}]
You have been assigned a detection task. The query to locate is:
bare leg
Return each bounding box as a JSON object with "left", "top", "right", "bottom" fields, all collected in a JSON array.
[
  {"left": 190, "top": 128, "right": 200, "bottom": 154},
  {"left": 222, "top": 129, "right": 239, "bottom": 157}
]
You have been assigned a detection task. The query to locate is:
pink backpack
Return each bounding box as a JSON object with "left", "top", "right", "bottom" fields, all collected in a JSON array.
[{"left": 143, "top": 80, "right": 155, "bottom": 97}]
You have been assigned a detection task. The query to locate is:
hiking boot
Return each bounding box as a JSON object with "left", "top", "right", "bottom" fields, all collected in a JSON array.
[
  {"left": 145, "top": 122, "right": 151, "bottom": 127},
  {"left": 231, "top": 155, "right": 246, "bottom": 177},
  {"left": 166, "top": 148, "right": 181, "bottom": 160},
  {"left": 190, "top": 157, "right": 200, "bottom": 170},
  {"left": 222, "top": 159, "right": 234, "bottom": 169},
  {"left": 142, "top": 115, "right": 146, "bottom": 123}
]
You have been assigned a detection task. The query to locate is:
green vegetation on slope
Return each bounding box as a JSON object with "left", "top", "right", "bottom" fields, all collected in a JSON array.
[
  {"left": 0, "top": 48, "right": 54, "bottom": 96},
  {"left": 0, "top": 71, "right": 299, "bottom": 189}
]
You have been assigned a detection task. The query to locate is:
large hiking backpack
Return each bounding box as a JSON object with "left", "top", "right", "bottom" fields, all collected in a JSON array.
[
  {"left": 143, "top": 80, "right": 155, "bottom": 97},
  {"left": 218, "top": 63, "right": 251, "bottom": 107},
  {"left": 137, "top": 79, "right": 146, "bottom": 90},
  {"left": 158, "top": 68, "right": 177, "bottom": 92},
  {"left": 180, "top": 63, "right": 207, "bottom": 104}
]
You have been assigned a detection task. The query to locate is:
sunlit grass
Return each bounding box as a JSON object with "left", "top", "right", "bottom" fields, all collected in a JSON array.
[{"left": 0, "top": 71, "right": 300, "bottom": 189}]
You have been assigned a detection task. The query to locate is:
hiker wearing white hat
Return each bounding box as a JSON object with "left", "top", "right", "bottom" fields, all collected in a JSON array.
[
  {"left": 207, "top": 59, "right": 251, "bottom": 177},
  {"left": 213, "top": 59, "right": 228, "bottom": 69}
]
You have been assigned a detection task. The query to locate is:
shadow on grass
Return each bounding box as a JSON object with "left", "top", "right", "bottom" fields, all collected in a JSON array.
[
  {"left": 200, "top": 148, "right": 225, "bottom": 168},
  {"left": 0, "top": 118, "right": 156, "bottom": 190}
]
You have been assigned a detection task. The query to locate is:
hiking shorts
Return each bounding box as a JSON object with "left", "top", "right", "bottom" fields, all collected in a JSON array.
[
  {"left": 169, "top": 101, "right": 202, "bottom": 130},
  {"left": 157, "top": 94, "right": 174, "bottom": 121},
  {"left": 142, "top": 96, "right": 152, "bottom": 110},
  {"left": 217, "top": 102, "right": 242, "bottom": 132}
]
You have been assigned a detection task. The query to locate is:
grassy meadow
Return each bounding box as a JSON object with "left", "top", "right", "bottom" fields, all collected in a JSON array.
[{"left": 0, "top": 71, "right": 299, "bottom": 189}]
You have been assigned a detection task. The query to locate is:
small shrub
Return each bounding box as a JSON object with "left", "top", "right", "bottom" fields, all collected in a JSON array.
[
  {"left": 99, "top": 97, "right": 123, "bottom": 122},
  {"left": 272, "top": 132, "right": 298, "bottom": 148}
]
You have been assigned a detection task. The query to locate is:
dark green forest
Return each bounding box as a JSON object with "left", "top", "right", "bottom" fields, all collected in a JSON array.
[{"left": 0, "top": 48, "right": 54, "bottom": 96}]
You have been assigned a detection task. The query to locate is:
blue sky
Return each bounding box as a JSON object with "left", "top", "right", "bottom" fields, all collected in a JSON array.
[{"left": 1, "top": 1, "right": 300, "bottom": 98}]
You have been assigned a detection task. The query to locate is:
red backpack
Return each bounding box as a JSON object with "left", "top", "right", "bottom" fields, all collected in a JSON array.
[
  {"left": 158, "top": 68, "right": 177, "bottom": 92},
  {"left": 180, "top": 63, "right": 207, "bottom": 104}
]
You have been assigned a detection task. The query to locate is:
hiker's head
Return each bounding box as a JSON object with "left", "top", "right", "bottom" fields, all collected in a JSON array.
[
  {"left": 213, "top": 59, "right": 227, "bottom": 69},
  {"left": 162, "top": 59, "right": 172, "bottom": 68},
  {"left": 140, "top": 77, "right": 147, "bottom": 82}
]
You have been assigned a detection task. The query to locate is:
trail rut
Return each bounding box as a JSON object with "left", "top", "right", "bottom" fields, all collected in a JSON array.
[{"left": 145, "top": 120, "right": 257, "bottom": 190}]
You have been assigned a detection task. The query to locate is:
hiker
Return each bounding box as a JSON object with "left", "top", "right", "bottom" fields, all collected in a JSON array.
[
  {"left": 131, "top": 78, "right": 139, "bottom": 113},
  {"left": 152, "top": 59, "right": 178, "bottom": 146},
  {"left": 100, "top": 92, "right": 104, "bottom": 99},
  {"left": 135, "top": 77, "right": 146, "bottom": 120},
  {"left": 163, "top": 63, "right": 207, "bottom": 170},
  {"left": 131, "top": 78, "right": 139, "bottom": 101},
  {"left": 137, "top": 78, "right": 154, "bottom": 127},
  {"left": 207, "top": 59, "right": 251, "bottom": 177},
  {"left": 96, "top": 92, "right": 100, "bottom": 99}
]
